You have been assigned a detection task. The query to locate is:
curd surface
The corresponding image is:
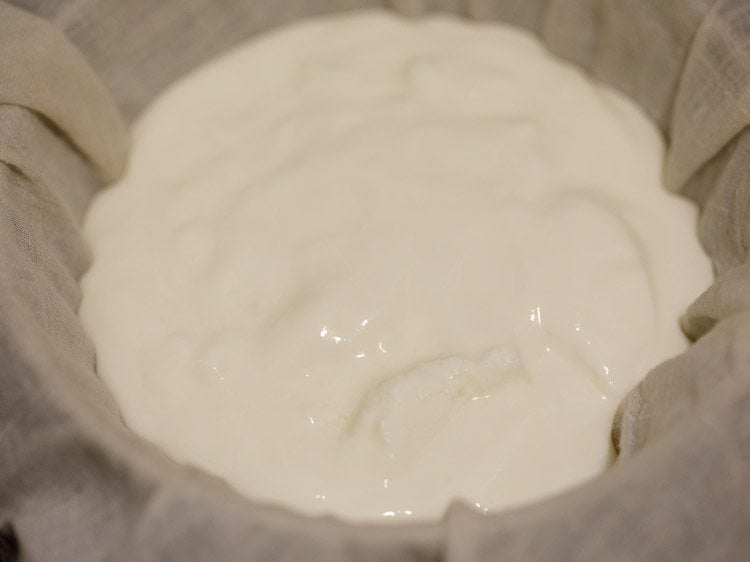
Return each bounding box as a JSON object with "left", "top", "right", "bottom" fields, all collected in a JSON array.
[{"left": 80, "top": 12, "right": 713, "bottom": 521}]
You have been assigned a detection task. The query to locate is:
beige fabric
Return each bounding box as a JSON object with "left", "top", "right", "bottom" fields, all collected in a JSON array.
[
  {"left": 1, "top": 0, "right": 750, "bottom": 560},
  {"left": 0, "top": 3, "right": 126, "bottom": 182}
]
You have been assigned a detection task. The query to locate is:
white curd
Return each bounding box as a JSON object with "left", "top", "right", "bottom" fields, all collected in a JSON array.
[{"left": 80, "top": 12, "right": 713, "bottom": 521}]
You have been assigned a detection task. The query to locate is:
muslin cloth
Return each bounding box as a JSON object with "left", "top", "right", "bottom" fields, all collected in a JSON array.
[{"left": 1, "top": 1, "right": 749, "bottom": 560}]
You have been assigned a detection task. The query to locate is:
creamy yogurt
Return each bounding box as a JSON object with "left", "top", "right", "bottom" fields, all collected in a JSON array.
[{"left": 79, "top": 12, "right": 713, "bottom": 522}]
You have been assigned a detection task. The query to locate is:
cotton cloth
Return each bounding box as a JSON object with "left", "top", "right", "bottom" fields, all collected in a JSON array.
[{"left": 1, "top": 1, "right": 750, "bottom": 560}]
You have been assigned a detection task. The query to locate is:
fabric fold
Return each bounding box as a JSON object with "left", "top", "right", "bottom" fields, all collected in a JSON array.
[{"left": 0, "top": 1, "right": 127, "bottom": 182}]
